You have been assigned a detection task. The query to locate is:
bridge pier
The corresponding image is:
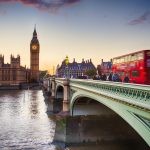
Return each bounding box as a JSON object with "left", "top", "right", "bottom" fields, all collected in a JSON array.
[
  {"left": 47, "top": 78, "right": 51, "bottom": 92},
  {"left": 51, "top": 77, "right": 56, "bottom": 99},
  {"left": 62, "top": 79, "right": 70, "bottom": 112},
  {"left": 43, "top": 78, "right": 70, "bottom": 114}
]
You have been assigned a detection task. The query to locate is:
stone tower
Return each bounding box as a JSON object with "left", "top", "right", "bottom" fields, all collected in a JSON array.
[
  {"left": 10, "top": 54, "right": 20, "bottom": 68},
  {"left": 30, "top": 26, "right": 40, "bottom": 82},
  {"left": 0, "top": 55, "right": 4, "bottom": 68}
]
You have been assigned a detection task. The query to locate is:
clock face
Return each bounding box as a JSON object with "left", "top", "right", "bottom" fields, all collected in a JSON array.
[{"left": 32, "top": 45, "right": 37, "bottom": 50}]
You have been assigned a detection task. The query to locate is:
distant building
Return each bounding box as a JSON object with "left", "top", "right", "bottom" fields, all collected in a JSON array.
[
  {"left": 97, "top": 59, "right": 112, "bottom": 76},
  {"left": 56, "top": 58, "right": 96, "bottom": 78},
  {"left": 0, "top": 55, "right": 29, "bottom": 85}
]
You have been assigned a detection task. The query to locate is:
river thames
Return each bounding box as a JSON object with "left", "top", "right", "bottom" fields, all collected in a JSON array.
[
  {"left": 0, "top": 90, "right": 57, "bottom": 150},
  {"left": 0, "top": 90, "right": 149, "bottom": 150}
]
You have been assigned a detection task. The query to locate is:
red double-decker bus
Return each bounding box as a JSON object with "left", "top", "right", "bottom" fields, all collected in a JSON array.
[{"left": 112, "top": 50, "right": 150, "bottom": 85}]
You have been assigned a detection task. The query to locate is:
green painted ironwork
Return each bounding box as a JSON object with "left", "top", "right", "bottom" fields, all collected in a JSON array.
[{"left": 69, "top": 79, "right": 150, "bottom": 109}]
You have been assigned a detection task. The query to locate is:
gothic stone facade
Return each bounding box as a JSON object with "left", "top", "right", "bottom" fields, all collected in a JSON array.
[
  {"left": 0, "top": 55, "right": 29, "bottom": 85},
  {"left": 0, "top": 28, "right": 40, "bottom": 85},
  {"left": 57, "top": 58, "right": 96, "bottom": 78}
]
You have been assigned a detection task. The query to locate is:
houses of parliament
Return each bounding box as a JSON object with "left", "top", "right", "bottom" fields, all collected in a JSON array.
[{"left": 0, "top": 27, "right": 40, "bottom": 85}]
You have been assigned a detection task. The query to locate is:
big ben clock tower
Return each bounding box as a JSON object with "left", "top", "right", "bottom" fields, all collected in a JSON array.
[{"left": 30, "top": 26, "right": 40, "bottom": 82}]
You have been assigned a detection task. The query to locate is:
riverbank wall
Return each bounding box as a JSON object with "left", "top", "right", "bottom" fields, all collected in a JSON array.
[
  {"left": 0, "top": 83, "right": 41, "bottom": 90},
  {"left": 0, "top": 84, "right": 20, "bottom": 90}
]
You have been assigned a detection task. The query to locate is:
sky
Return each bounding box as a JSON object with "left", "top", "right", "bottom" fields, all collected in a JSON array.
[{"left": 0, "top": 0, "right": 150, "bottom": 73}]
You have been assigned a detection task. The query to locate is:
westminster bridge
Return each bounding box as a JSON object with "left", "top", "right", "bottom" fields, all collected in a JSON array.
[{"left": 43, "top": 77, "right": 150, "bottom": 147}]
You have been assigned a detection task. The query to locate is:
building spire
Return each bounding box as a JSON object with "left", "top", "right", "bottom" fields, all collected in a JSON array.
[{"left": 33, "top": 24, "right": 37, "bottom": 37}]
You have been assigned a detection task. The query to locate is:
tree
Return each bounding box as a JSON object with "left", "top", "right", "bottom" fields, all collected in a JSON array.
[
  {"left": 84, "top": 69, "right": 97, "bottom": 78},
  {"left": 39, "top": 70, "right": 48, "bottom": 78}
]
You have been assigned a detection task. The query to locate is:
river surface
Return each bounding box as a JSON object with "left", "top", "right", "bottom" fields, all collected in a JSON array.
[
  {"left": 0, "top": 90, "right": 56, "bottom": 150},
  {"left": 0, "top": 90, "right": 148, "bottom": 150}
]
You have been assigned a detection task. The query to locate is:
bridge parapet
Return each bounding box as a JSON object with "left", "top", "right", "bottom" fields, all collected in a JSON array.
[
  {"left": 70, "top": 79, "right": 150, "bottom": 111},
  {"left": 44, "top": 78, "right": 150, "bottom": 109},
  {"left": 55, "top": 78, "right": 65, "bottom": 84}
]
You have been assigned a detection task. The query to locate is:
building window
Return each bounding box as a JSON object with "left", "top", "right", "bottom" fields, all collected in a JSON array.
[{"left": 13, "top": 70, "right": 16, "bottom": 80}]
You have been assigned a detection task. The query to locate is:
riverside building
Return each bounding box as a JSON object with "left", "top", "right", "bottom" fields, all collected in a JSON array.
[
  {"left": 0, "top": 54, "right": 29, "bottom": 85},
  {"left": 0, "top": 27, "right": 40, "bottom": 85},
  {"left": 56, "top": 58, "right": 96, "bottom": 78}
]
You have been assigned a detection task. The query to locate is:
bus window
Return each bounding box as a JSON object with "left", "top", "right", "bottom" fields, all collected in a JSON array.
[
  {"left": 116, "top": 59, "right": 119, "bottom": 64},
  {"left": 138, "top": 53, "right": 144, "bottom": 60},
  {"left": 135, "top": 54, "right": 138, "bottom": 60},
  {"left": 118, "top": 58, "right": 121, "bottom": 63},
  {"left": 124, "top": 56, "right": 128, "bottom": 62},
  {"left": 112, "top": 59, "right": 114, "bottom": 64},
  {"left": 131, "top": 55, "right": 134, "bottom": 61},
  {"left": 119, "top": 72, "right": 124, "bottom": 76},
  {"left": 113, "top": 58, "right": 116, "bottom": 64},
  {"left": 131, "top": 54, "right": 137, "bottom": 61},
  {"left": 121, "top": 57, "right": 124, "bottom": 63},
  {"left": 132, "top": 70, "right": 140, "bottom": 77},
  {"left": 146, "top": 51, "right": 150, "bottom": 56},
  {"left": 120, "top": 58, "right": 122, "bottom": 63},
  {"left": 128, "top": 55, "right": 131, "bottom": 62}
]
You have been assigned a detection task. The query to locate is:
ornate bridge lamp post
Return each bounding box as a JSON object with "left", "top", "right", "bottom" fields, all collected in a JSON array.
[
  {"left": 65, "top": 55, "right": 69, "bottom": 79},
  {"left": 63, "top": 55, "right": 70, "bottom": 112}
]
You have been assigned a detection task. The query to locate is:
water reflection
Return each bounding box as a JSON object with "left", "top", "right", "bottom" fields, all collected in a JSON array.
[
  {"left": 29, "top": 91, "right": 39, "bottom": 119},
  {"left": 0, "top": 90, "right": 56, "bottom": 150}
]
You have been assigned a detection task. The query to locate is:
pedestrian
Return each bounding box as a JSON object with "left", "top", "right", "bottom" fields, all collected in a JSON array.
[
  {"left": 123, "top": 75, "right": 130, "bottom": 83},
  {"left": 112, "top": 73, "right": 120, "bottom": 82},
  {"left": 101, "top": 73, "right": 107, "bottom": 81},
  {"left": 112, "top": 73, "right": 117, "bottom": 81},
  {"left": 108, "top": 72, "right": 112, "bottom": 81}
]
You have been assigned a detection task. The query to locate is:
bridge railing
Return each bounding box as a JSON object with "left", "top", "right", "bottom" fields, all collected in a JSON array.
[
  {"left": 55, "top": 78, "right": 65, "bottom": 84},
  {"left": 69, "top": 79, "right": 150, "bottom": 110}
]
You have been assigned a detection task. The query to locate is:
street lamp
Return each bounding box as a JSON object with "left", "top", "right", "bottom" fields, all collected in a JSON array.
[{"left": 65, "top": 55, "right": 69, "bottom": 79}]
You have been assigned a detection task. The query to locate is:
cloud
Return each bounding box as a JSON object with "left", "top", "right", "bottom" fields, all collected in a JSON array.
[
  {"left": 129, "top": 12, "right": 150, "bottom": 25},
  {"left": 0, "top": 0, "right": 80, "bottom": 13}
]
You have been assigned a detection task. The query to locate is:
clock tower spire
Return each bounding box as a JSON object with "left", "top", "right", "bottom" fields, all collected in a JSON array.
[
  {"left": 30, "top": 26, "right": 40, "bottom": 82},
  {"left": 33, "top": 24, "right": 37, "bottom": 37}
]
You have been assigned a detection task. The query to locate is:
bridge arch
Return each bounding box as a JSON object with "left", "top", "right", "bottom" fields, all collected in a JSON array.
[
  {"left": 72, "top": 96, "right": 117, "bottom": 116},
  {"left": 51, "top": 84, "right": 64, "bottom": 113},
  {"left": 70, "top": 90, "right": 150, "bottom": 146},
  {"left": 55, "top": 84, "right": 64, "bottom": 99}
]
